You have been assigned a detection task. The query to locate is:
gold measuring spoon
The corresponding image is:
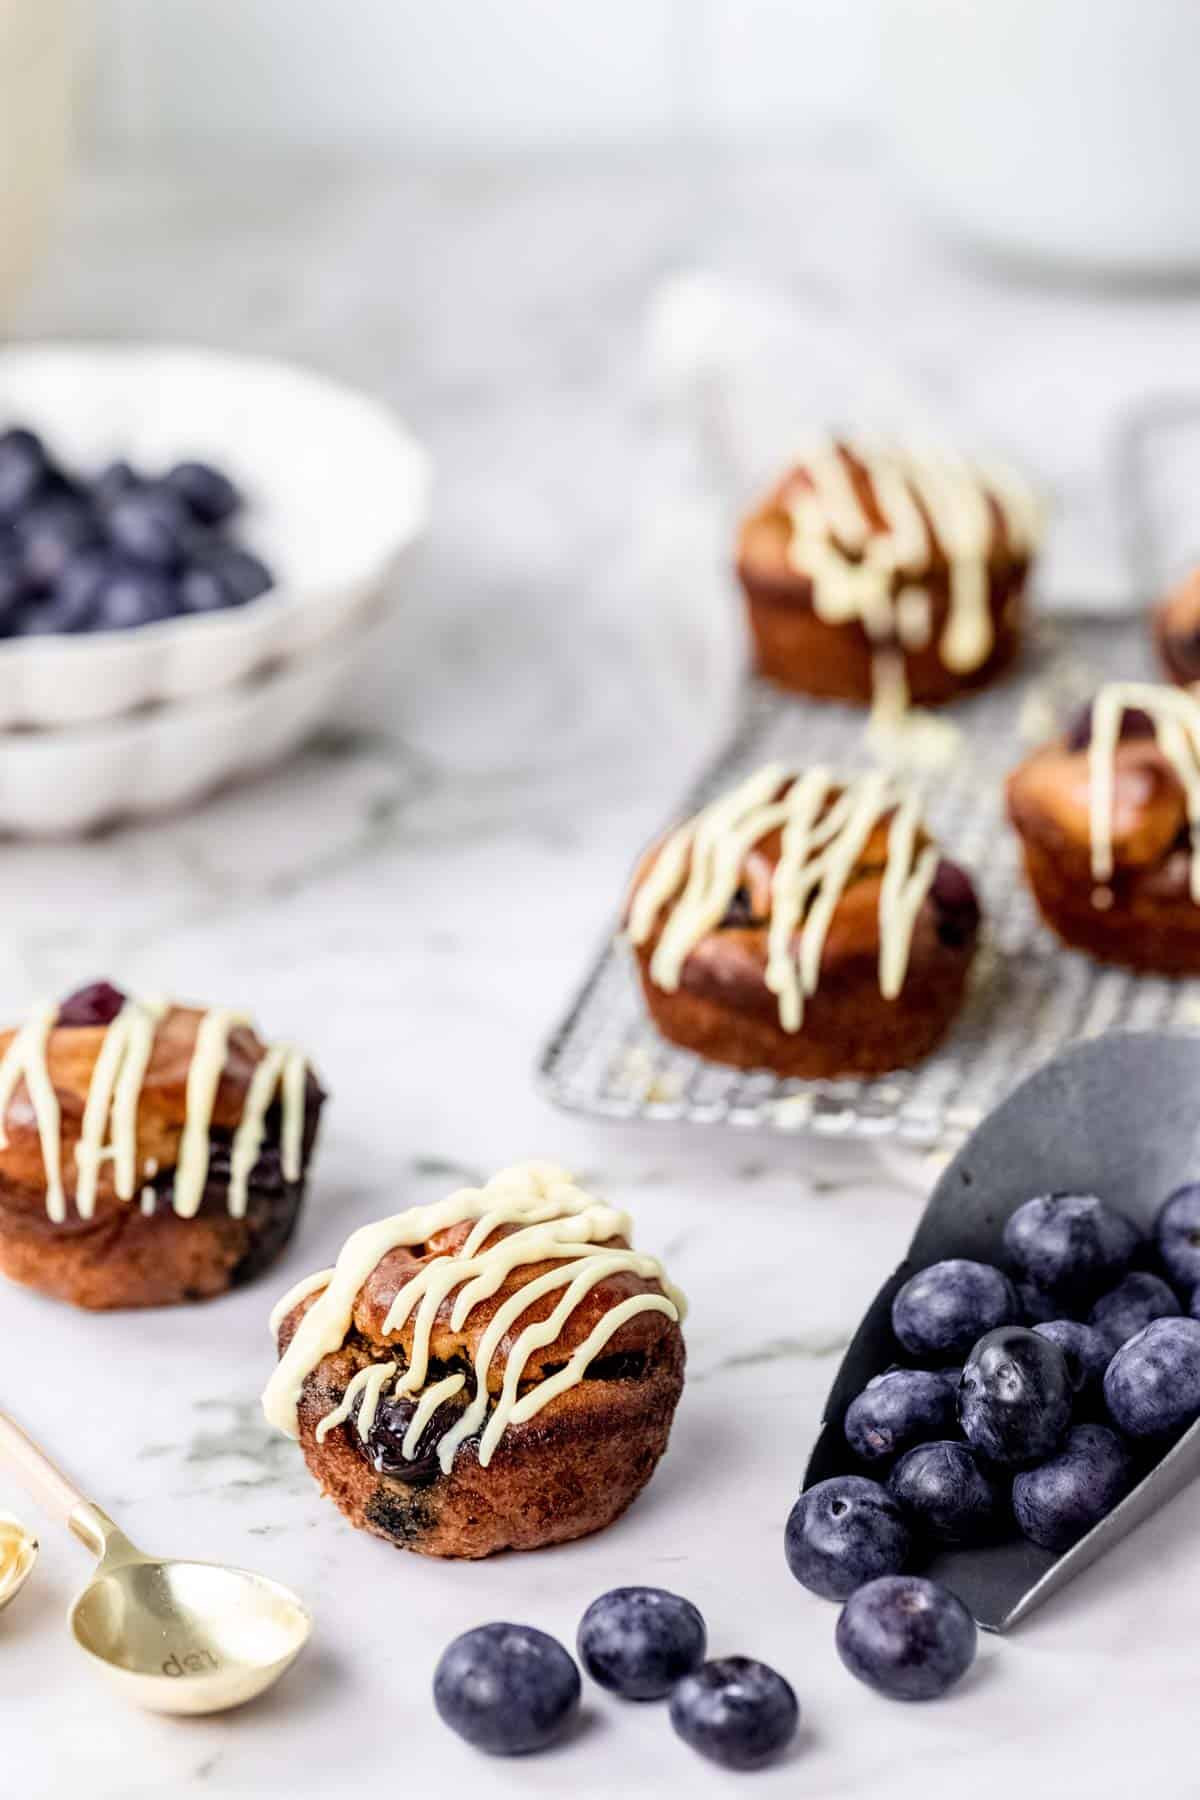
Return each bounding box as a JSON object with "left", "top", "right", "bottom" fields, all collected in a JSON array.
[
  {"left": 0, "top": 1411, "right": 311, "bottom": 1714},
  {"left": 0, "top": 1511, "right": 38, "bottom": 1611}
]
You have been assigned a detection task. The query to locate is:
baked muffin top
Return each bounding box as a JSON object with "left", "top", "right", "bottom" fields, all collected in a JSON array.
[
  {"left": 1008, "top": 684, "right": 1200, "bottom": 901},
  {"left": 625, "top": 763, "right": 978, "bottom": 1032},
  {"left": 0, "top": 981, "right": 318, "bottom": 1223},
  {"left": 264, "top": 1161, "right": 686, "bottom": 1473}
]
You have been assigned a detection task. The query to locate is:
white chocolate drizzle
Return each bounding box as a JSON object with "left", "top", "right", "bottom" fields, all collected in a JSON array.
[
  {"left": 1086, "top": 683, "right": 1200, "bottom": 903},
  {"left": 783, "top": 439, "right": 1039, "bottom": 679},
  {"left": 627, "top": 763, "right": 941, "bottom": 1032},
  {"left": 263, "top": 1161, "right": 686, "bottom": 1475},
  {"left": 0, "top": 992, "right": 311, "bottom": 1222}
]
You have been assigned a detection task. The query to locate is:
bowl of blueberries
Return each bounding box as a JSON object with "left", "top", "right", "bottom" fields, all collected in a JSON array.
[{"left": 0, "top": 343, "right": 429, "bottom": 830}]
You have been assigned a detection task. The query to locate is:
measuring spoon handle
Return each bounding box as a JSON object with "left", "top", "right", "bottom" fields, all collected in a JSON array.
[{"left": 0, "top": 1410, "right": 90, "bottom": 1524}]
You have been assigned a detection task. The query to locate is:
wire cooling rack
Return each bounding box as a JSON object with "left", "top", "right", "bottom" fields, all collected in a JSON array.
[{"left": 538, "top": 618, "right": 1200, "bottom": 1147}]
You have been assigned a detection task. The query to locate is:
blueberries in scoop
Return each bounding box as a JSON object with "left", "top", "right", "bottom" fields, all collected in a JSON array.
[
  {"left": 1090, "top": 1271, "right": 1180, "bottom": 1354},
  {"left": 1003, "top": 1192, "right": 1140, "bottom": 1309},
  {"left": 843, "top": 1367, "right": 958, "bottom": 1464},
  {"left": 669, "top": 1656, "right": 799, "bottom": 1771},
  {"left": 785, "top": 1476, "right": 912, "bottom": 1600},
  {"left": 0, "top": 424, "right": 273, "bottom": 637},
  {"left": 958, "top": 1326, "right": 1073, "bottom": 1466},
  {"left": 1012, "top": 1424, "right": 1132, "bottom": 1552},
  {"left": 888, "top": 1441, "right": 1007, "bottom": 1544},
  {"left": 1104, "top": 1317, "right": 1200, "bottom": 1438},
  {"left": 433, "top": 1622, "right": 580, "bottom": 1756},
  {"left": 577, "top": 1586, "right": 706, "bottom": 1700},
  {"left": 892, "top": 1258, "right": 1019, "bottom": 1360},
  {"left": 836, "top": 1575, "right": 976, "bottom": 1703},
  {"left": 1154, "top": 1183, "right": 1200, "bottom": 1292},
  {"left": 1033, "top": 1318, "right": 1112, "bottom": 1401}
]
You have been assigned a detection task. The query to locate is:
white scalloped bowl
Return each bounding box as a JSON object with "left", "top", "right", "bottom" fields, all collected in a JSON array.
[{"left": 0, "top": 343, "right": 431, "bottom": 726}]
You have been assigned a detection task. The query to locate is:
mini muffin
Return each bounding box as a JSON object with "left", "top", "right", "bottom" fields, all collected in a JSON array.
[
  {"left": 1007, "top": 683, "right": 1200, "bottom": 972},
  {"left": 624, "top": 763, "right": 980, "bottom": 1079},
  {"left": 737, "top": 438, "right": 1040, "bottom": 707},
  {"left": 1154, "top": 567, "right": 1200, "bottom": 688},
  {"left": 263, "top": 1161, "right": 686, "bottom": 1560},
  {"left": 0, "top": 980, "right": 324, "bottom": 1310}
]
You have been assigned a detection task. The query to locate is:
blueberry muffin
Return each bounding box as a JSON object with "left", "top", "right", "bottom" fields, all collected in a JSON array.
[
  {"left": 263, "top": 1161, "right": 686, "bottom": 1559},
  {"left": 624, "top": 763, "right": 981, "bottom": 1079},
  {"left": 736, "top": 438, "right": 1039, "bottom": 707},
  {"left": 1007, "top": 683, "right": 1200, "bottom": 972},
  {"left": 0, "top": 980, "right": 324, "bottom": 1309}
]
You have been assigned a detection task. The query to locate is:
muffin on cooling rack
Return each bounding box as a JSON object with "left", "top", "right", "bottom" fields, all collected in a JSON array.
[
  {"left": 623, "top": 762, "right": 981, "bottom": 1080},
  {"left": 1154, "top": 567, "right": 1200, "bottom": 688},
  {"left": 1007, "top": 683, "right": 1200, "bottom": 973},
  {"left": 0, "top": 981, "right": 324, "bottom": 1309},
  {"left": 263, "top": 1161, "right": 686, "bottom": 1559},
  {"left": 736, "top": 438, "right": 1040, "bottom": 707}
]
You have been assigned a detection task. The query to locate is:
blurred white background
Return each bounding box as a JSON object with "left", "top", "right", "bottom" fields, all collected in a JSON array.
[{"left": 90, "top": 0, "right": 880, "bottom": 148}]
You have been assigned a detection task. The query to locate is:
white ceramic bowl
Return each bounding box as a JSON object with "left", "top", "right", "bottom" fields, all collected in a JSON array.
[
  {"left": 0, "top": 605, "right": 389, "bottom": 837},
  {"left": 0, "top": 343, "right": 431, "bottom": 726}
]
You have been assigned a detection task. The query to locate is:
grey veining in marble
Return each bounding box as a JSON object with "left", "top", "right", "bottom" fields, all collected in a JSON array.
[{"left": 1, "top": 139, "right": 1198, "bottom": 1798}]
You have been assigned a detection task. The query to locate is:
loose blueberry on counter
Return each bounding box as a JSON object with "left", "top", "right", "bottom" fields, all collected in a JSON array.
[
  {"left": 1003, "top": 1192, "right": 1140, "bottom": 1308},
  {"left": 0, "top": 428, "right": 51, "bottom": 521},
  {"left": 1104, "top": 1317, "right": 1200, "bottom": 1438},
  {"left": 1033, "top": 1319, "right": 1112, "bottom": 1400},
  {"left": 888, "top": 1441, "right": 1007, "bottom": 1544},
  {"left": 835, "top": 1575, "right": 976, "bottom": 1703},
  {"left": 1012, "top": 1423, "right": 1132, "bottom": 1552},
  {"left": 433, "top": 1622, "right": 580, "bottom": 1756},
  {"left": 163, "top": 459, "right": 241, "bottom": 526},
  {"left": 785, "top": 1476, "right": 912, "bottom": 1601},
  {"left": 958, "top": 1326, "right": 1073, "bottom": 1466},
  {"left": 1090, "top": 1271, "right": 1181, "bottom": 1353},
  {"left": 1154, "top": 1184, "right": 1200, "bottom": 1292},
  {"left": 891, "top": 1258, "right": 1019, "bottom": 1360},
  {"left": 843, "top": 1367, "right": 958, "bottom": 1464},
  {"left": 106, "top": 487, "right": 193, "bottom": 570},
  {"left": 57, "top": 981, "right": 126, "bottom": 1027},
  {"left": 576, "top": 1586, "right": 706, "bottom": 1700},
  {"left": 668, "top": 1657, "right": 799, "bottom": 1771}
]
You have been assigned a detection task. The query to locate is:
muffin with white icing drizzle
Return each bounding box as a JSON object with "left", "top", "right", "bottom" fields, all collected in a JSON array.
[
  {"left": 624, "top": 763, "right": 981, "bottom": 1079},
  {"left": 0, "top": 981, "right": 324, "bottom": 1309},
  {"left": 263, "top": 1162, "right": 686, "bottom": 1559},
  {"left": 736, "top": 438, "right": 1040, "bottom": 707},
  {"left": 1008, "top": 683, "right": 1200, "bottom": 973}
]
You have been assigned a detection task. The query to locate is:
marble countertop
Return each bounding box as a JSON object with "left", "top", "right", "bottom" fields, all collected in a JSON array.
[{"left": 4, "top": 139, "right": 1200, "bottom": 1798}]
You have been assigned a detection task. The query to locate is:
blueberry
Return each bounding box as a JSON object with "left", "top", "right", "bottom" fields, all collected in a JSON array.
[
  {"left": 844, "top": 1368, "right": 957, "bottom": 1464},
  {"left": 0, "top": 547, "right": 30, "bottom": 625},
  {"left": 1155, "top": 1184, "right": 1200, "bottom": 1292},
  {"left": 200, "top": 543, "right": 272, "bottom": 604},
  {"left": 91, "top": 458, "right": 138, "bottom": 510},
  {"left": 930, "top": 860, "right": 981, "bottom": 949},
  {"left": 52, "top": 548, "right": 119, "bottom": 631},
  {"left": 1017, "top": 1280, "right": 1059, "bottom": 1324},
  {"left": 57, "top": 981, "right": 126, "bottom": 1027},
  {"left": 176, "top": 563, "right": 236, "bottom": 615},
  {"left": 432, "top": 1622, "right": 580, "bottom": 1756},
  {"left": 576, "top": 1586, "right": 706, "bottom": 1700},
  {"left": 892, "top": 1259, "right": 1019, "bottom": 1359},
  {"left": 106, "top": 486, "right": 192, "bottom": 569},
  {"left": 163, "top": 459, "right": 241, "bottom": 525},
  {"left": 1090, "top": 1271, "right": 1180, "bottom": 1353},
  {"left": 93, "top": 563, "right": 174, "bottom": 630},
  {"left": 15, "top": 495, "right": 100, "bottom": 587},
  {"left": 10, "top": 591, "right": 97, "bottom": 637},
  {"left": 669, "top": 1657, "right": 798, "bottom": 1771},
  {"left": 1003, "top": 1192, "right": 1140, "bottom": 1307},
  {"left": 0, "top": 427, "right": 50, "bottom": 520},
  {"left": 1104, "top": 1317, "right": 1200, "bottom": 1438},
  {"left": 1012, "top": 1423, "right": 1132, "bottom": 1552},
  {"left": 888, "top": 1441, "right": 1007, "bottom": 1543},
  {"left": 785, "top": 1475, "right": 912, "bottom": 1600},
  {"left": 1033, "top": 1319, "right": 1112, "bottom": 1399},
  {"left": 1065, "top": 701, "right": 1156, "bottom": 752},
  {"left": 958, "top": 1326, "right": 1073, "bottom": 1466},
  {"left": 836, "top": 1575, "right": 976, "bottom": 1702}
]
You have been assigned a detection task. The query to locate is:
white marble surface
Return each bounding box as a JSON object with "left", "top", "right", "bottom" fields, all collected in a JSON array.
[{"left": 3, "top": 140, "right": 1200, "bottom": 1798}]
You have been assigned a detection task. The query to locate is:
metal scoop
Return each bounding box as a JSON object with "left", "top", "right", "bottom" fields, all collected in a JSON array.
[
  {"left": 805, "top": 1030, "right": 1200, "bottom": 1632},
  {"left": 0, "top": 1411, "right": 311, "bottom": 1713}
]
